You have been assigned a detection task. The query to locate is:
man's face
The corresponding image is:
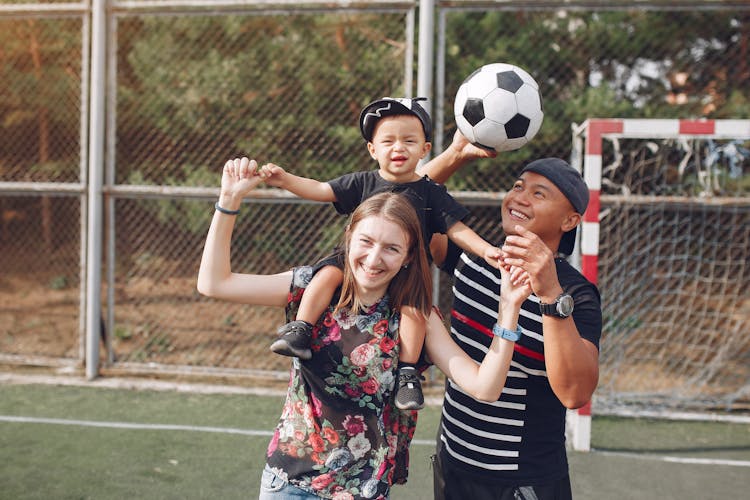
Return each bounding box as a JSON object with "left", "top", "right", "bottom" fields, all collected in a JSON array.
[{"left": 501, "top": 171, "right": 578, "bottom": 245}]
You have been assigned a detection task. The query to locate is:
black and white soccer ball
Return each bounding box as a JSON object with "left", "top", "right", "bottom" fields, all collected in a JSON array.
[{"left": 454, "top": 63, "right": 544, "bottom": 152}]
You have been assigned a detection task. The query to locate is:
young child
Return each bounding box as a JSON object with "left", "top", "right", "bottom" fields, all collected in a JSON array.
[{"left": 259, "top": 97, "right": 501, "bottom": 410}]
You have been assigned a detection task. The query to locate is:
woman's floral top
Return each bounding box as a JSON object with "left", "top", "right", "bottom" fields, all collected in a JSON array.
[{"left": 265, "top": 266, "right": 418, "bottom": 499}]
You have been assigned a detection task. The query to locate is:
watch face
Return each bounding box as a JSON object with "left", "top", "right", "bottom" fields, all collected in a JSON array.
[{"left": 557, "top": 294, "right": 574, "bottom": 316}]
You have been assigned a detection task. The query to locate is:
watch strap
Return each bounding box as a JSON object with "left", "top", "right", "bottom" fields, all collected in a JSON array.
[
  {"left": 538, "top": 301, "right": 559, "bottom": 316},
  {"left": 491, "top": 323, "right": 523, "bottom": 342}
]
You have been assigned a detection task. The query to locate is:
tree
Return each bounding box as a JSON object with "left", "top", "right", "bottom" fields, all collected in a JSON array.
[
  {"left": 441, "top": 9, "right": 749, "bottom": 190},
  {"left": 0, "top": 18, "right": 81, "bottom": 249}
]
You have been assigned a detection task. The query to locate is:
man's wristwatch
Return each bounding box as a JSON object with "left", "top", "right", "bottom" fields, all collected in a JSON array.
[
  {"left": 539, "top": 293, "right": 575, "bottom": 318},
  {"left": 492, "top": 324, "right": 523, "bottom": 342}
]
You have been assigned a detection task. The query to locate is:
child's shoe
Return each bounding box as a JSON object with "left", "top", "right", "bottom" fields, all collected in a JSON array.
[
  {"left": 394, "top": 366, "right": 424, "bottom": 410},
  {"left": 270, "top": 320, "right": 313, "bottom": 360}
]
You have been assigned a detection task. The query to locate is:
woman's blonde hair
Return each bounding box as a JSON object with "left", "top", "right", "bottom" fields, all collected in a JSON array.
[{"left": 335, "top": 192, "right": 432, "bottom": 317}]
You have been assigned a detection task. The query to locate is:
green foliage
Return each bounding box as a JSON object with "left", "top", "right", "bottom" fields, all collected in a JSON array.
[
  {"left": 114, "top": 325, "right": 133, "bottom": 341},
  {"left": 441, "top": 9, "right": 750, "bottom": 190},
  {"left": 29, "top": 161, "right": 77, "bottom": 181},
  {"left": 0, "top": 19, "right": 80, "bottom": 126},
  {"left": 4, "top": 8, "right": 749, "bottom": 228},
  {"left": 128, "top": 165, "right": 216, "bottom": 236},
  {"left": 118, "top": 13, "right": 405, "bottom": 185}
]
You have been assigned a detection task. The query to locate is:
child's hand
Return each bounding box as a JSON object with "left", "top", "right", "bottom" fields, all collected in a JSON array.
[
  {"left": 498, "top": 263, "right": 532, "bottom": 308},
  {"left": 258, "top": 163, "right": 287, "bottom": 188},
  {"left": 221, "top": 157, "right": 263, "bottom": 198},
  {"left": 482, "top": 246, "right": 503, "bottom": 269}
]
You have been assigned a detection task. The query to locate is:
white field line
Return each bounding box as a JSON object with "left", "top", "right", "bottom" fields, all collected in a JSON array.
[
  {"left": 591, "top": 449, "right": 750, "bottom": 468},
  {"left": 0, "top": 372, "right": 287, "bottom": 397},
  {"left": 0, "top": 414, "right": 437, "bottom": 446},
  {"left": 0, "top": 415, "right": 273, "bottom": 436},
  {"left": 3, "top": 373, "right": 747, "bottom": 459},
  {"left": 0, "top": 372, "right": 445, "bottom": 405},
  {"left": 2, "top": 414, "right": 749, "bottom": 461}
]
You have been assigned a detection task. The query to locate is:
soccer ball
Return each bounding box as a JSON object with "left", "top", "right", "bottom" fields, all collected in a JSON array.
[{"left": 454, "top": 63, "right": 544, "bottom": 152}]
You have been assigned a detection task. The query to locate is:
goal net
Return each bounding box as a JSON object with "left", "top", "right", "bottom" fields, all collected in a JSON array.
[{"left": 567, "top": 119, "right": 750, "bottom": 450}]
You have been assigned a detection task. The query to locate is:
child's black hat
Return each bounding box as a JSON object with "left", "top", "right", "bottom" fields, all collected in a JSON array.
[{"left": 359, "top": 97, "right": 433, "bottom": 142}]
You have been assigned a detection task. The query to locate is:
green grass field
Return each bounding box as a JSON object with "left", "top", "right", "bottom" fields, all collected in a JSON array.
[{"left": 1, "top": 380, "right": 748, "bottom": 499}]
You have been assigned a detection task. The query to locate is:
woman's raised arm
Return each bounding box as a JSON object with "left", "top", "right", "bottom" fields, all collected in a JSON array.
[
  {"left": 197, "top": 157, "right": 292, "bottom": 308},
  {"left": 424, "top": 264, "right": 530, "bottom": 402}
]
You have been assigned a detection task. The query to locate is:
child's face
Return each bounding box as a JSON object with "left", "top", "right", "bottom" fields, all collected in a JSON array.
[{"left": 367, "top": 115, "right": 431, "bottom": 183}]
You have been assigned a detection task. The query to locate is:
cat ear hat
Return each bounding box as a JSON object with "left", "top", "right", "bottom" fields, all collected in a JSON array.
[{"left": 359, "top": 97, "right": 432, "bottom": 143}]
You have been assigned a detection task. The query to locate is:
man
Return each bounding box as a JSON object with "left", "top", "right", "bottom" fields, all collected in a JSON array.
[{"left": 419, "top": 132, "right": 602, "bottom": 500}]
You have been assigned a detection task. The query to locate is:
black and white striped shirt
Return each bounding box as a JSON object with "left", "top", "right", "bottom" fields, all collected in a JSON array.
[{"left": 439, "top": 249, "right": 601, "bottom": 485}]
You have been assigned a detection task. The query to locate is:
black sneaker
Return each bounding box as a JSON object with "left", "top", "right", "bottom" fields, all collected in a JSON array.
[
  {"left": 270, "top": 320, "right": 313, "bottom": 360},
  {"left": 395, "top": 367, "right": 424, "bottom": 410}
]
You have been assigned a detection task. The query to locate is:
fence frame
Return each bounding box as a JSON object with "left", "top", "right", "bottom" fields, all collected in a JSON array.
[{"left": 96, "top": 0, "right": 420, "bottom": 378}]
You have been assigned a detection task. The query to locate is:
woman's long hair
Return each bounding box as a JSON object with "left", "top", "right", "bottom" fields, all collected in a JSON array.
[{"left": 335, "top": 192, "right": 432, "bottom": 318}]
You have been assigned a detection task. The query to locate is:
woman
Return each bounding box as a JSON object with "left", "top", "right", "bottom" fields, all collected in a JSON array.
[{"left": 197, "top": 157, "right": 530, "bottom": 499}]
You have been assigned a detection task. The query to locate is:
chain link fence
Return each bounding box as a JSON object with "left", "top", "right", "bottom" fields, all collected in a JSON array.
[
  {"left": 0, "top": 3, "right": 87, "bottom": 367},
  {"left": 1, "top": 1, "right": 748, "bottom": 412}
]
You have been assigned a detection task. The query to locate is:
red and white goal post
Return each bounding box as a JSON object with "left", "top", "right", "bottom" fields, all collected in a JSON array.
[{"left": 565, "top": 118, "right": 750, "bottom": 452}]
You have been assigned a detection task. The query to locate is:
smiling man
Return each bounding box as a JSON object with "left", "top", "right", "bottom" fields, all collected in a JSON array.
[{"left": 421, "top": 135, "right": 603, "bottom": 500}]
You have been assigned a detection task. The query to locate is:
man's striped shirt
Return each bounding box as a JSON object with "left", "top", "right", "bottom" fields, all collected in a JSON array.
[{"left": 439, "top": 250, "right": 601, "bottom": 485}]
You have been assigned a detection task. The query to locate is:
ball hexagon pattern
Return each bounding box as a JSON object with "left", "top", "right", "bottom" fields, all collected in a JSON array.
[{"left": 454, "top": 63, "right": 544, "bottom": 152}]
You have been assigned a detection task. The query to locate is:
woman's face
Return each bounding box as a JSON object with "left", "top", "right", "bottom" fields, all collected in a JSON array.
[{"left": 347, "top": 215, "right": 410, "bottom": 303}]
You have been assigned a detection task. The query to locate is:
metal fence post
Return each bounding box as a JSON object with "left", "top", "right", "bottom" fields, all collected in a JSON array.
[
  {"left": 85, "top": 0, "right": 106, "bottom": 380},
  {"left": 417, "top": 0, "right": 435, "bottom": 133}
]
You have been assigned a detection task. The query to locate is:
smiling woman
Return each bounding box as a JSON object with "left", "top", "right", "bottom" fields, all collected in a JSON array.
[
  {"left": 347, "top": 214, "right": 409, "bottom": 298},
  {"left": 337, "top": 191, "right": 432, "bottom": 321},
  {"left": 196, "top": 156, "right": 530, "bottom": 499}
]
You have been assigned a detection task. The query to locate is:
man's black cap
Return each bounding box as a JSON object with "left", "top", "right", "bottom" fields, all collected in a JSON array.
[{"left": 521, "top": 158, "right": 589, "bottom": 256}]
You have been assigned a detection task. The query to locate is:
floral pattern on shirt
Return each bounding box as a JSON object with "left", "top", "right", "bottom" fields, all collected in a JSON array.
[{"left": 265, "top": 266, "right": 418, "bottom": 499}]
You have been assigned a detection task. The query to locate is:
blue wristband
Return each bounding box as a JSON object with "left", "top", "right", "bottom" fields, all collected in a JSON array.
[
  {"left": 215, "top": 202, "right": 240, "bottom": 215},
  {"left": 491, "top": 324, "right": 523, "bottom": 342}
]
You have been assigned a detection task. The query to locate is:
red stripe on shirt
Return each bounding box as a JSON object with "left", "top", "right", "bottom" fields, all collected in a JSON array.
[{"left": 451, "top": 309, "right": 545, "bottom": 361}]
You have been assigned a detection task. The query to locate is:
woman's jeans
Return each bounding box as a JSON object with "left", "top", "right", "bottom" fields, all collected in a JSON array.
[{"left": 258, "top": 464, "right": 321, "bottom": 500}]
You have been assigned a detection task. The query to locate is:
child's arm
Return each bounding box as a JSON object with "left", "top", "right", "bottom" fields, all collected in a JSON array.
[
  {"left": 260, "top": 163, "right": 336, "bottom": 202},
  {"left": 446, "top": 221, "right": 502, "bottom": 267}
]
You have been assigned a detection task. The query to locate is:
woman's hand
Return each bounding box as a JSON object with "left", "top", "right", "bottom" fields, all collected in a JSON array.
[
  {"left": 498, "top": 261, "right": 532, "bottom": 310},
  {"left": 220, "top": 157, "right": 264, "bottom": 205},
  {"left": 501, "top": 225, "right": 562, "bottom": 303}
]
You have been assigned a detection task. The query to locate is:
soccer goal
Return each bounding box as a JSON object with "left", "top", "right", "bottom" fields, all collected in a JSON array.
[{"left": 566, "top": 119, "right": 750, "bottom": 451}]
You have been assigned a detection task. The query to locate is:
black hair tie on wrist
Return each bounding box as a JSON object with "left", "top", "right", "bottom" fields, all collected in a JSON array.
[{"left": 215, "top": 202, "right": 240, "bottom": 215}]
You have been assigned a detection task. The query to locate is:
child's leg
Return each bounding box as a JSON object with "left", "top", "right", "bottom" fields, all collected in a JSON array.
[
  {"left": 398, "top": 306, "right": 426, "bottom": 365},
  {"left": 296, "top": 265, "right": 343, "bottom": 325},
  {"left": 395, "top": 306, "right": 426, "bottom": 410},
  {"left": 270, "top": 265, "right": 343, "bottom": 360}
]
